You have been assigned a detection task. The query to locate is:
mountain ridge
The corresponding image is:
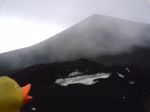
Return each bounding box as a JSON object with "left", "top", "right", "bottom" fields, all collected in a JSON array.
[{"left": 0, "top": 14, "right": 150, "bottom": 71}]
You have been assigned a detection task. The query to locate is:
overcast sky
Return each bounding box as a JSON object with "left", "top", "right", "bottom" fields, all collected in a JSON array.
[{"left": 0, "top": 0, "right": 150, "bottom": 53}]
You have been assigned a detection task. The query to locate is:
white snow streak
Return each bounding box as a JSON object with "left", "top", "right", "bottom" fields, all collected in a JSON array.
[
  {"left": 117, "top": 73, "right": 125, "bottom": 78},
  {"left": 55, "top": 73, "right": 111, "bottom": 86},
  {"left": 68, "top": 70, "right": 82, "bottom": 77},
  {"left": 125, "top": 67, "right": 130, "bottom": 72},
  {"left": 129, "top": 81, "right": 135, "bottom": 84}
]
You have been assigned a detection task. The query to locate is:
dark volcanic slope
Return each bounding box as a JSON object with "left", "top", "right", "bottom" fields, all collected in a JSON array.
[
  {"left": 0, "top": 14, "right": 150, "bottom": 71},
  {"left": 94, "top": 47, "right": 150, "bottom": 68},
  {"left": 10, "top": 59, "right": 150, "bottom": 112}
]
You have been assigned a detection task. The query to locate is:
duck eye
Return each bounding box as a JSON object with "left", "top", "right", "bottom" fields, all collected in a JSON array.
[{"left": 15, "top": 85, "right": 19, "bottom": 90}]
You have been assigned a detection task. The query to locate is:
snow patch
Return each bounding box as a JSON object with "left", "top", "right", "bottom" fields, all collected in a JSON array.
[
  {"left": 68, "top": 70, "right": 82, "bottom": 77},
  {"left": 55, "top": 73, "right": 111, "bottom": 86},
  {"left": 125, "top": 67, "right": 130, "bottom": 72},
  {"left": 31, "top": 107, "right": 36, "bottom": 111},
  {"left": 122, "top": 96, "right": 126, "bottom": 100},
  {"left": 117, "top": 73, "right": 125, "bottom": 78},
  {"left": 129, "top": 81, "right": 135, "bottom": 84}
]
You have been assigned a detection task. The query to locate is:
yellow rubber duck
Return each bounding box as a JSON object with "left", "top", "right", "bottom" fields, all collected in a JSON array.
[{"left": 0, "top": 76, "right": 32, "bottom": 112}]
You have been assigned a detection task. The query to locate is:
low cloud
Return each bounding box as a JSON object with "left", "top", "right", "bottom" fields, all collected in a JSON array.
[{"left": 0, "top": 14, "right": 150, "bottom": 70}]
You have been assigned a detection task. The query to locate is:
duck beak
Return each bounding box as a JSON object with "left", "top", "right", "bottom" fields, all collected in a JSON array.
[{"left": 21, "top": 84, "right": 32, "bottom": 104}]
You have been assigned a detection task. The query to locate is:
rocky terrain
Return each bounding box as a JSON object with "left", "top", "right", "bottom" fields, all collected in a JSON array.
[{"left": 5, "top": 59, "right": 150, "bottom": 112}]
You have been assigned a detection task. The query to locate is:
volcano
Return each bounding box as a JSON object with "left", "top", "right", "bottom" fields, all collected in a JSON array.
[{"left": 0, "top": 14, "right": 150, "bottom": 73}]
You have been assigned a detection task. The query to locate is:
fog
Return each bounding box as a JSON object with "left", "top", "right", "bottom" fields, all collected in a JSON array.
[
  {"left": 36, "top": 14, "right": 150, "bottom": 61},
  {"left": 0, "top": 0, "right": 150, "bottom": 53},
  {"left": 0, "top": 14, "right": 150, "bottom": 70}
]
